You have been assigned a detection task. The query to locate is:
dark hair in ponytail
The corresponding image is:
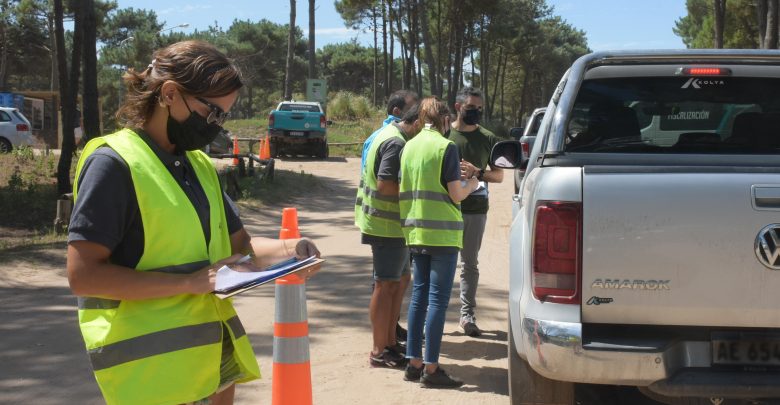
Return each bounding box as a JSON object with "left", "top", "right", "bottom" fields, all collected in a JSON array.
[{"left": 116, "top": 40, "right": 243, "bottom": 128}]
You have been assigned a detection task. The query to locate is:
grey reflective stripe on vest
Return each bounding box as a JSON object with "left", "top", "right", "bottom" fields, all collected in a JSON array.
[
  {"left": 88, "top": 321, "right": 222, "bottom": 371},
  {"left": 399, "top": 190, "right": 452, "bottom": 204},
  {"left": 273, "top": 336, "right": 310, "bottom": 364},
  {"left": 355, "top": 196, "right": 363, "bottom": 207},
  {"left": 225, "top": 315, "right": 247, "bottom": 339},
  {"left": 363, "top": 187, "right": 399, "bottom": 203},
  {"left": 403, "top": 218, "right": 464, "bottom": 230},
  {"left": 362, "top": 204, "right": 401, "bottom": 221},
  {"left": 274, "top": 284, "right": 308, "bottom": 323},
  {"left": 148, "top": 260, "right": 210, "bottom": 274},
  {"left": 78, "top": 297, "right": 121, "bottom": 310}
]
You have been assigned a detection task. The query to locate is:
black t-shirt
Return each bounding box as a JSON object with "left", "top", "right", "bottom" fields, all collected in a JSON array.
[{"left": 68, "top": 130, "right": 243, "bottom": 269}]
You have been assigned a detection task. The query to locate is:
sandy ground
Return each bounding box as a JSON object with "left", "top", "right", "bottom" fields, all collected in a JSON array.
[{"left": 0, "top": 155, "right": 514, "bottom": 405}]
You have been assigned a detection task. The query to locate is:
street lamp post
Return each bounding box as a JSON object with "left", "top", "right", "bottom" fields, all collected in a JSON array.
[{"left": 157, "top": 23, "right": 190, "bottom": 35}]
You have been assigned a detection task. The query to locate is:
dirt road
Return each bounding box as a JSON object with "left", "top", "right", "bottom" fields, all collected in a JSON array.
[{"left": 0, "top": 156, "right": 514, "bottom": 404}]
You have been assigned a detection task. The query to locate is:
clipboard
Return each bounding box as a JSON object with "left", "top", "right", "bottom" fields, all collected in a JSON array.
[{"left": 213, "top": 256, "right": 324, "bottom": 299}]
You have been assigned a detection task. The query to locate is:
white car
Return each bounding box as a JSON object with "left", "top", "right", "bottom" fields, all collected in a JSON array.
[{"left": 0, "top": 107, "right": 33, "bottom": 152}]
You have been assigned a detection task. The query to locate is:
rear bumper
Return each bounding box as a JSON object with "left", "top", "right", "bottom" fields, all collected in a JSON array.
[
  {"left": 269, "top": 129, "right": 326, "bottom": 143},
  {"left": 520, "top": 317, "right": 780, "bottom": 398}
]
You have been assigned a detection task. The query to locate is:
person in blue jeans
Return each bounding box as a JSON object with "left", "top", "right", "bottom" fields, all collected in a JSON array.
[{"left": 398, "top": 97, "right": 479, "bottom": 388}]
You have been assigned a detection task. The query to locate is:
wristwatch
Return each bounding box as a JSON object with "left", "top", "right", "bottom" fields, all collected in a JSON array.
[{"left": 476, "top": 169, "right": 485, "bottom": 181}]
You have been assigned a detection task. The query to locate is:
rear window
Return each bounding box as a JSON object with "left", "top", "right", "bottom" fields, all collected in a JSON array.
[
  {"left": 565, "top": 77, "right": 780, "bottom": 154},
  {"left": 279, "top": 104, "right": 320, "bottom": 112},
  {"left": 12, "top": 110, "right": 28, "bottom": 123}
]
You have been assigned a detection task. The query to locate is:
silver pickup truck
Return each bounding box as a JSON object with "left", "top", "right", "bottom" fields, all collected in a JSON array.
[{"left": 493, "top": 50, "right": 780, "bottom": 405}]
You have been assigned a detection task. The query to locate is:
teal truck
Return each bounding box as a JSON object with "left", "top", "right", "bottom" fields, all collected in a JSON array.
[{"left": 267, "top": 101, "right": 331, "bottom": 158}]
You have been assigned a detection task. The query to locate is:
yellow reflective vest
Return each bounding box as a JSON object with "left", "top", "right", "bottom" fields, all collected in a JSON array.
[
  {"left": 73, "top": 129, "right": 260, "bottom": 405},
  {"left": 355, "top": 124, "right": 406, "bottom": 238},
  {"left": 399, "top": 127, "right": 464, "bottom": 248}
]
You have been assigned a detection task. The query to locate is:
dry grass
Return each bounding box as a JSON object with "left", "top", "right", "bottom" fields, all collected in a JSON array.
[{"left": 0, "top": 147, "right": 68, "bottom": 250}]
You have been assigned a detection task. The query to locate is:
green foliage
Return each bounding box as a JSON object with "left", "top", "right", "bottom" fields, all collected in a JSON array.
[
  {"left": 0, "top": 151, "right": 62, "bottom": 233},
  {"left": 674, "top": 0, "right": 759, "bottom": 49},
  {"left": 327, "top": 91, "right": 377, "bottom": 120},
  {"left": 317, "top": 41, "right": 375, "bottom": 97}
]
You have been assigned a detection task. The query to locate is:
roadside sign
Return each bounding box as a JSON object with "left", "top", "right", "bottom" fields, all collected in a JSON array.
[{"left": 306, "top": 79, "right": 327, "bottom": 105}]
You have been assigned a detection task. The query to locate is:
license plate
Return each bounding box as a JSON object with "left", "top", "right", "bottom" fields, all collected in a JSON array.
[
  {"left": 288, "top": 131, "right": 305, "bottom": 137},
  {"left": 711, "top": 332, "right": 780, "bottom": 366}
]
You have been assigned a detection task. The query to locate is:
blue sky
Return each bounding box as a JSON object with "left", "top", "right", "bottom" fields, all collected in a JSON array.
[{"left": 113, "top": 0, "right": 689, "bottom": 51}]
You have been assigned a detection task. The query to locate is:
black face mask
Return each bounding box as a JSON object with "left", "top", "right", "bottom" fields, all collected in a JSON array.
[
  {"left": 166, "top": 99, "right": 222, "bottom": 154},
  {"left": 462, "top": 108, "right": 482, "bottom": 126}
]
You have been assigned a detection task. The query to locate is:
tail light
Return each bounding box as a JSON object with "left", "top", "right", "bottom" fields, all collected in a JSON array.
[
  {"left": 520, "top": 142, "right": 530, "bottom": 170},
  {"left": 532, "top": 201, "right": 582, "bottom": 304},
  {"left": 320, "top": 115, "right": 327, "bottom": 129},
  {"left": 268, "top": 113, "right": 275, "bottom": 128},
  {"left": 16, "top": 123, "right": 29, "bottom": 131}
]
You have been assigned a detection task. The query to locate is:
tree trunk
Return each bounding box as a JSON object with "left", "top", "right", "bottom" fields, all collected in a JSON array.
[
  {"left": 489, "top": 46, "right": 502, "bottom": 119},
  {"left": 48, "top": 12, "right": 57, "bottom": 91},
  {"left": 82, "top": 0, "right": 100, "bottom": 142},
  {"left": 390, "top": 2, "right": 409, "bottom": 89},
  {"left": 308, "top": 0, "right": 316, "bottom": 79},
  {"left": 382, "top": 0, "right": 388, "bottom": 98},
  {"left": 0, "top": 0, "right": 8, "bottom": 91},
  {"left": 499, "top": 51, "right": 508, "bottom": 122},
  {"left": 767, "top": 0, "right": 778, "bottom": 49},
  {"left": 419, "top": 0, "right": 438, "bottom": 96},
  {"left": 480, "top": 15, "right": 491, "bottom": 119},
  {"left": 388, "top": 0, "right": 394, "bottom": 93},
  {"left": 518, "top": 64, "right": 530, "bottom": 125},
  {"left": 284, "top": 0, "right": 296, "bottom": 100},
  {"left": 758, "top": 0, "right": 768, "bottom": 48},
  {"left": 406, "top": 0, "right": 417, "bottom": 92},
  {"left": 713, "top": 0, "right": 726, "bottom": 48},
  {"left": 445, "top": 9, "right": 455, "bottom": 105},
  {"left": 54, "top": 0, "right": 74, "bottom": 194},
  {"left": 372, "top": 5, "right": 378, "bottom": 106}
]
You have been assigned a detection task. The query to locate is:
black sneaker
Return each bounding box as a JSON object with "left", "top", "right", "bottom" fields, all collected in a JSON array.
[
  {"left": 369, "top": 348, "right": 407, "bottom": 368},
  {"left": 421, "top": 367, "right": 464, "bottom": 389},
  {"left": 460, "top": 318, "right": 482, "bottom": 337},
  {"left": 396, "top": 322, "right": 407, "bottom": 343},
  {"left": 404, "top": 364, "right": 423, "bottom": 382},
  {"left": 389, "top": 341, "right": 406, "bottom": 355}
]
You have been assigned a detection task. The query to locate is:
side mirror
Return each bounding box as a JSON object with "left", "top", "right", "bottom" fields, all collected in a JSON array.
[
  {"left": 509, "top": 127, "right": 524, "bottom": 140},
  {"left": 490, "top": 140, "right": 526, "bottom": 169}
]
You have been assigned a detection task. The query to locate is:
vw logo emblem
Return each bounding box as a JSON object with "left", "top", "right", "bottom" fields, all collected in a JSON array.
[{"left": 755, "top": 224, "right": 780, "bottom": 270}]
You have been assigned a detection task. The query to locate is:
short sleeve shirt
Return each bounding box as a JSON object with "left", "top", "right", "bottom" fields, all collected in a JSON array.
[
  {"left": 446, "top": 126, "right": 501, "bottom": 214},
  {"left": 362, "top": 124, "right": 407, "bottom": 246},
  {"left": 68, "top": 129, "right": 243, "bottom": 269}
]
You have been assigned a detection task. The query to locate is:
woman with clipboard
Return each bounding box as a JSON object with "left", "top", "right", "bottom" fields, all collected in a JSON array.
[{"left": 66, "top": 40, "right": 321, "bottom": 405}]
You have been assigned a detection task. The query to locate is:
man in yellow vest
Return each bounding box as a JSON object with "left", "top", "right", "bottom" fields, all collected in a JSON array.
[
  {"left": 67, "top": 41, "right": 320, "bottom": 405},
  {"left": 356, "top": 103, "right": 421, "bottom": 367}
]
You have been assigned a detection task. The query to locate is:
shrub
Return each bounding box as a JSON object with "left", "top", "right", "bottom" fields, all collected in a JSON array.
[{"left": 327, "top": 91, "right": 377, "bottom": 120}]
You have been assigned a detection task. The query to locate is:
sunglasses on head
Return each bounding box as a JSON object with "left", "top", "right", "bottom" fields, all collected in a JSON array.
[{"left": 194, "top": 96, "right": 229, "bottom": 126}]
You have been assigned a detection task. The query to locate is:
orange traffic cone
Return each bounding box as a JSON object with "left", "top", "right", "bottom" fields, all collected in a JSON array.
[
  {"left": 279, "top": 207, "right": 300, "bottom": 239},
  {"left": 261, "top": 135, "right": 272, "bottom": 160},
  {"left": 272, "top": 207, "right": 312, "bottom": 405},
  {"left": 232, "top": 136, "right": 240, "bottom": 166}
]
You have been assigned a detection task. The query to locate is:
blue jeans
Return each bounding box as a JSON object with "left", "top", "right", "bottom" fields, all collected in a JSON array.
[{"left": 405, "top": 252, "right": 458, "bottom": 364}]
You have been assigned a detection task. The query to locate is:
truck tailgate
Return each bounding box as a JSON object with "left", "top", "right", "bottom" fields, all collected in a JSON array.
[
  {"left": 581, "top": 166, "right": 780, "bottom": 327},
  {"left": 272, "top": 111, "right": 322, "bottom": 132}
]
